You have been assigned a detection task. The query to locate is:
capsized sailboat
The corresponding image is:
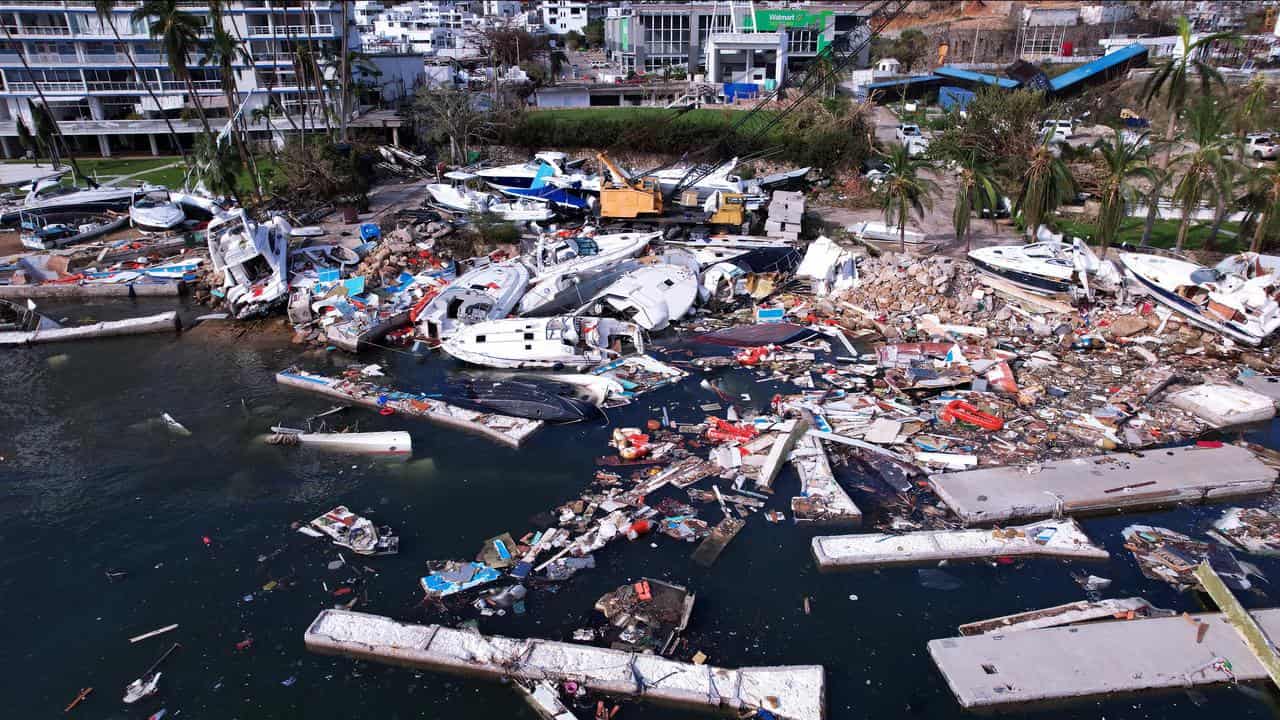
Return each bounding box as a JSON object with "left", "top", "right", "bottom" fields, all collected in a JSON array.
[
  {"left": 1120, "top": 251, "right": 1280, "bottom": 346},
  {"left": 415, "top": 259, "right": 530, "bottom": 341},
  {"left": 517, "top": 231, "right": 658, "bottom": 314}
]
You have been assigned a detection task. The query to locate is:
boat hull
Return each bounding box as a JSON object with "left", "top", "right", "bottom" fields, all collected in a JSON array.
[{"left": 1120, "top": 254, "right": 1268, "bottom": 346}]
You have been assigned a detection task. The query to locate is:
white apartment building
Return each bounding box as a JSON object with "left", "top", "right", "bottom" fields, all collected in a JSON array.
[
  {"left": 539, "top": 0, "right": 603, "bottom": 36},
  {"left": 0, "top": 0, "right": 361, "bottom": 158},
  {"left": 368, "top": 1, "right": 482, "bottom": 57}
]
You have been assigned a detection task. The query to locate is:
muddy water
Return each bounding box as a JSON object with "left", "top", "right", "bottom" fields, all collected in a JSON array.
[{"left": 5, "top": 298, "right": 1280, "bottom": 719}]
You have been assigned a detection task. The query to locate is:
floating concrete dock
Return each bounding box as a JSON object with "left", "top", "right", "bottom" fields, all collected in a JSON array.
[
  {"left": 305, "top": 609, "right": 825, "bottom": 720},
  {"left": 0, "top": 311, "right": 179, "bottom": 346},
  {"left": 790, "top": 432, "right": 861, "bottom": 527},
  {"left": 0, "top": 280, "right": 183, "bottom": 299},
  {"left": 276, "top": 369, "right": 543, "bottom": 448},
  {"left": 929, "top": 444, "right": 1275, "bottom": 526},
  {"left": 811, "top": 518, "right": 1106, "bottom": 570},
  {"left": 930, "top": 608, "right": 1280, "bottom": 709},
  {"left": 957, "top": 598, "right": 1160, "bottom": 636}
]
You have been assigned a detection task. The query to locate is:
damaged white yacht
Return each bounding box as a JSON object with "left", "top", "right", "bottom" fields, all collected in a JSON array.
[
  {"left": 206, "top": 209, "right": 292, "bottom": 319},
  {"left": 442, "top": 316, "right": 644, "bottom": 370}
]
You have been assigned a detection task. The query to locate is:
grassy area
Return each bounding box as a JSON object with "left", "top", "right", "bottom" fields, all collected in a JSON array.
[
  {"left": 9, "top": 154, "right": 275, "bottom": 197},
  {"left": 1056, "top": 217, "right": 1247, "bottom": 253}
]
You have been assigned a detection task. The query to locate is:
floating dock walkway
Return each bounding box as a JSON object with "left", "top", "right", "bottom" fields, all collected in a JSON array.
[
  {"left": 811, "top": 518, "right": 1106, "bottom": 570},
  {"left": 305, "top": 609, "right": 826, "bottom": 720},
  {"left": 930, "top": 608, "right": 1280, "bottom": 709},
  {"left": 275, "top": 369, "right": 543, "bottom": 448},
  {"left": 0, "top": 280, "right": 183, "bottom": 299},
  {"left": 0, "top": 311, "right": 179, "bottom": 346},
  {"left": 929, "top": 444, "right": 1275, "bottom": 525}
]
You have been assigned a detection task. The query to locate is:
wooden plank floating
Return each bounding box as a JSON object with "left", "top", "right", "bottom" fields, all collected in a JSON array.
[
  {"left": 928, "top": 444, "right": 1276, "bottom": 526},
  {"left": 0, "top": 281, "right": 183, "bottom": 299},
  {"left": 811, "top": 518, "right": 1107, "bottom": 571},
  {"left": 129, "top": 623, "right": 178, "bottom": 644},
  {"left": 1194, "top": 561, "right": 1280, "bottom": 691},
  {"left": 305, "top": 609, "right": 826, "bottom": 720},
  {"left": 275, "top": 369, "right": 543, "bottom": 448},
  {"left": 0, "top": 311, "right": 179, "bottom": 346},
  {"left": 790, "top": 432, "right": 861, "bottom": 527},
  {"left": 929, "top": 608, "right": 1280, "bottom": 709}
]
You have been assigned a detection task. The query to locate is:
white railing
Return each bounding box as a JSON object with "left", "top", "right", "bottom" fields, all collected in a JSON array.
[
  {"left": 0, "top": 52, "right": 21, "bottom": 63},
  {"left": 83, "top": 53, "right": 132, "bottom": 64},
  {"left": 246, "top": 24, "right": 335, "bottom": 35},
  {"left": 8, "top": 80, "right": 86, "bottom": 92},
  {"left": 5, "top": 25, "right": 72, "bottom": 36},
  {"left": 132, "top": 53, "right": 165, "bottom": 64},
  {"left": 82, "top": 79, "right": 223, "bottom": 92},
  {"left": 26, "top": 52, "right": 78, "bottom": 63}
]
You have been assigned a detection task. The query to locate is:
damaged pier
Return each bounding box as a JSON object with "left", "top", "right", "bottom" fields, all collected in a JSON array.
[
  {"left": 275, "top": 369, "right": 543, "bottom": 448},
  {"left": 305, "top": 609, "right": 826, "bottom": 720},
  {"left": 811, "top": 518, "right": 1106, "bottom": 570},
  {"left": 929, "top": 444, "right": 1276, "bottom": 525},
  {"left": 929, "top": 608, "right": 1280, "bottom": 709}
]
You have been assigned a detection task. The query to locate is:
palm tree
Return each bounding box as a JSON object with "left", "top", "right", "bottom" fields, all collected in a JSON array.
[
  {"left": 28, "top": 99, "right": 60, "bottom": 168},
  {"left": 1243, "top": 163, "right": 1280, "bottom": 253},
  {"left": 1169, "top": 97, "right": 1235, "bottom": 251},
  {"left": 134, "top": 0, "right": 213, "bottom": 138},
  {"left": 0, "top": 25, "right": 87, "bottom": 182},
  {"left": 878, "top": 143, "right": 938, "bottom": 252},
  {"left": 1093, "top": 127, "right": 1157, "bottom": 257},
  {"left": 94, "top": 0, "right": 187, "bottom": 164},
  {"left": 191, "top": 133, "right": 241, "bottom": 203},
  {"left": 1140, "top": 16, "right": 1238, "bottom": 145},
  {"left": 15, "top": 115, "right": 36, "bottom": 165},
  {"left": 949, "top": 150, "right": 1000, "bottom": 252},
  {"left": 1016, "top": 138, "right": 1076, "bottom": 241},
  {"left": 200, "top": 20, "right": 258, "bottom": 196}
]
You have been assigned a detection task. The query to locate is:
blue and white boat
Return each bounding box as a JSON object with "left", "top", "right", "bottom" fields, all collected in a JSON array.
[{"left": 475, "top": 151, "right": 598, "bottom": 212}]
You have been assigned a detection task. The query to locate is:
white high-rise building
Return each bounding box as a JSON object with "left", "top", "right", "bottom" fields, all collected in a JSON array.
[{"left": 0, "top": 1, "right": 371, "bottom": 158}]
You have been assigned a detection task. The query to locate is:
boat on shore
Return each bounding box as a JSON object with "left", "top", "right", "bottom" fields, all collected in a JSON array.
[
  {"left": 298, "top": 505, "right": 399, "bottom": 555},
  {"left": 1, "top": 178, "right": 138, "bottom": 226},
  {"left": 130, "top": 189, "right": 186, "bottom": 232},
  {"left": 416, "top": 259, "right": 530, "bottom": 341},
  {"left": 442, "top": 315, "right": 644, "bottom": 370},
  {"left": 206, "top": 210, "right": 291, "bottom": 319},
  {"left": 267, "top": 427, "right": 412, "bottom": 455},
  {"left": 19, "top": 212, "right": 128, "bottom": 250},
  {"left": 517, "top": 231, "right": 659, "bottom": 314},
  {"left": 426, "top": 172, "right": 556, "bottom": 222},
  {"left": 576, "top": 263, "right": 698, "bottom": 331},
  {"left": 1119, "top": 250, "right": 1280, "bottom": 346},
  {"left": 968, "top": 240, "right": 1119, "bottom": 297}
]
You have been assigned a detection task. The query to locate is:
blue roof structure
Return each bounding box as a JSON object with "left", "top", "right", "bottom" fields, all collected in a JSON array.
[
  {"left": 1049, "top": 44, "right": 1148, "bottom": 92},
  {"left": 933, "top": 66, "right": 1021, "bottom": 89},
  {"left": 863, "top": 74, "right": 945, "bottom": 92}
]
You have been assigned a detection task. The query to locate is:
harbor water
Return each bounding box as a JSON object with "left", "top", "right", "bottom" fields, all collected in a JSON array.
[{"left": 6, "top": 298, "right": 1280, "bottom": 719}]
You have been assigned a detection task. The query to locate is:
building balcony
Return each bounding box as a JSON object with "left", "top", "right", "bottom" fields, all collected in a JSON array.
[
  {"left": 26, "top": 52, "right": 80, "bottom": 64},
  {"left": 3, "top": 25, "right": 73, "bottom": 37},
  {"left": 7, "top": 80, "right": 86, "bottom": 93},
  {"left": 246, "top": 24, "right": 335, "bottom": 36}
]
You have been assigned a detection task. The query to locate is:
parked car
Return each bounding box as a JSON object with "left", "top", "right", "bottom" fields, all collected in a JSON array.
[
  {"left": 978, "top": 196, "right": 1013, "bottom": 219},
  {"left": 1041, "top": 119, "right": 1074, "bottom": 143},
  {"left": 895, "top": 124, "right": 929, "bottom": 156},
  {"left": 1245, "top": 133, "right": 1278, "bottom": 160}
]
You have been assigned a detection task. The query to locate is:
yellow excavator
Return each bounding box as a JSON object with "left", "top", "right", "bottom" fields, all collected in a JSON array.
[{"left": 595, "top": 152, "right": 748, "bottom": 230}]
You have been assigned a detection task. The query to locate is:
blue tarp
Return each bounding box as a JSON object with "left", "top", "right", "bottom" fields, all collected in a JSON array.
[
  {"left": 420, "top": 562, "right": 501, "bottom": 598},
  {"left": 939, "top": 86, "right": 976, "bottom": 111},
  {"left": 723, "top": 82, "right": 760, "bottom": 102},
  {"left": 933, "top": 66, "right": 1021, "bottom": 89},
  {"left": 1049, "top": 44, "right": 1148, "bottom": 92},
  {"left": 863, "top": 74, "right": 944, "bottom": 92}
]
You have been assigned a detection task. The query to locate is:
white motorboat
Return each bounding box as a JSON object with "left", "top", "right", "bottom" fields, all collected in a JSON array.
[
  {"left": 298, "top": 505, "right": 399, "bottom": 555},
  {"left": 1119, "top": 251, "right": 1280, "bottom": 346},
  {"left": 442, "top": 315, "right": 644, "bottom": 370},
  {"left": 474, "top": 151, "right": 591, "bottom": 190},
  {"left": 130, "top": 189, "right": 186, "bottom": 232},
  {"left": 168, "top": 190, "right": 228, "bottom": 222},
  {"left": 18, "top": 212, "right": 127, "bottom": 250},
  {"left": 206, "top": 209, "right": 291, "bottom": 319},
  {"left": 647, "top": 156, "right": 746, "bottom": 198},
  {"left": 1, "top": 178, "right": 138, "bottom": 225},
  {"left": 123, "top": 673, "right": 161, "bottom": 704},
  {"left": 427, "top": 172, "right": 555, "bottom": 222},
  {"left": 576, "top": 263, "right": 698, "bottom": 331},
  {"left": 416, "top": 259, "right": 530, "bottom": 341},
  {"left": 517, "top": 231, "right": 659, "bottom": 314},
  {"left": 267, "top": 427, "right": 412, "bottom": 455},
  {"left": 968, "top": 240, "right": 1120, "bottom": 297},
  {"left": 517, "top": 260, "right": 641, "bottom": 317}
]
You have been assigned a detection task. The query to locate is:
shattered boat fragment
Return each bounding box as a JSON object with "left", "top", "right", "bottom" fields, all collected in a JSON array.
[{"left": 299, "top": 505, "right": 399, "bottom": 556}]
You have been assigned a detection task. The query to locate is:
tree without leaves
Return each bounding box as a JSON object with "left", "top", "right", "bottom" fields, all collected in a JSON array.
[
  {"left": 1016, "top": 138, "right": 1076, "bottom": 241},
  {"left": 134, "top": 0, "right": 213, "bottom": 138},
  {"left": 414, "top": 83, "right": 520, "bottom": 164},
  {"left": 1092, "top": 127, "right": 1158, "bottom": 257},
  {"left": 479, "top": 26, "right": 548, "bottom": 68},
  {"left": 94, "top": 0, "right": 188, "bottom": 165},
  {"left": 878, "top": 142, "right": 938, "bottom": 252}
]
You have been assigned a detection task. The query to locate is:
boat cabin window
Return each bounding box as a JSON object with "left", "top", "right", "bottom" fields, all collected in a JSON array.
[{"left": 474, "top": 335, "right": 486, "bottom": 343}]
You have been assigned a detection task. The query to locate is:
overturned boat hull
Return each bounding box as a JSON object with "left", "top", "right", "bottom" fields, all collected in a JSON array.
[
  {"left": 269, "top": 428, "right": 412, "bottom": 455},
  {"left": 1120, "top": 252, "right": 1279, "bottom": 346}
]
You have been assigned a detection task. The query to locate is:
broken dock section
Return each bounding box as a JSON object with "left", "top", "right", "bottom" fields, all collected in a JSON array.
[
  {"left": 930, "top": 608, "right": 1280, "bottom": 709},
  {"left": 811, "top": 518, "right": 1106, "bottom": 570},
  {"left": 275, "top": 369, "right": 543, "bottom": 448},
  {"left": 305, "top": 609, "right": 826, "bottom": 720},
  {"left": 929, "top": 444, "right": 1275, "bottom": 526}
]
